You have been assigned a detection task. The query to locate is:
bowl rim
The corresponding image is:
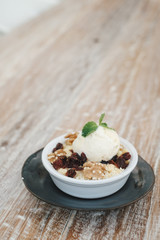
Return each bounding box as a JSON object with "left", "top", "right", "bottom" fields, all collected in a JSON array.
[{"left": 42, "top": 134, "right": 138, "bottom": 186}]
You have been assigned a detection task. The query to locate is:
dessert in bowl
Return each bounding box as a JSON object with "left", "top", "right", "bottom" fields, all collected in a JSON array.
[{"left": 42, "top": 114, "right": 138, "bottom": 199}]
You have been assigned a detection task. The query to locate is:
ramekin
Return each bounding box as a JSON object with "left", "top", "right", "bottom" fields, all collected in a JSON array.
[{"left": 42, "top": 135, "right": 138, "bottom": 199}]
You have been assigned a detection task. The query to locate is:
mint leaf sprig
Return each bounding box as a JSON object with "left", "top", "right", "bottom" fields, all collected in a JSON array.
[
  {"left": 82, "top": 113, "right": 115, "bottom": 137},
  {"left": 81, "top": 121, "right": 98, "bottom": 137},
  {"left": 99, "top": 113, "right": 105, "bottom": 125}
]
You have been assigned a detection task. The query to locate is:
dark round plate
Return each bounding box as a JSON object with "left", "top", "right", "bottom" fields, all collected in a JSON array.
[{"left": 21, "top": 149, "right": 155, "bottom": 210}]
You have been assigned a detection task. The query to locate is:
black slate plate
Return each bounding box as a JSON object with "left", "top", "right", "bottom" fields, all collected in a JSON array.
[{"left": 21, "top": 149, "right": 155, "bottom": 210}]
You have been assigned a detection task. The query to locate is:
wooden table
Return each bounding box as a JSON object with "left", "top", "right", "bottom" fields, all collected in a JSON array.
[{"left": 0, "top": 0, "right": 160, "bottom": 239}]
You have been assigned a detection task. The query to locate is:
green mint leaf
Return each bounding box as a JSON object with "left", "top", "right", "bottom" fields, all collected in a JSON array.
[
  {"left": 99, "top": 113, "right": 115, "bottom": 131},
  {"left": 100, "top": 122, "right": 108, "bottom": 128},
  {"left": 107, "top": 126, "right": 115, "bottom": 131},
  {"left": 82, "top": 121, "right": 98, "bottom": 137},
  {"left": 100, "top": 122, "right": 115, "bottom": 130},
  {"left": 99, "top": 113, "right": 105, "bottom": 125}
]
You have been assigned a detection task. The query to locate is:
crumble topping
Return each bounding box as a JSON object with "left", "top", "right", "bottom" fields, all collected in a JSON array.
[
  {"left": 83, "top": 161, "right": 107, "bottom": 180},
  {"left": 48, "top": 149, "right": 67, "bottom": 163},
  {"left": 65, "top": 132, "right": 79, "bottom": 145},
  {"left": 48, "top": 132, "right": 131, "bottom": 180}
]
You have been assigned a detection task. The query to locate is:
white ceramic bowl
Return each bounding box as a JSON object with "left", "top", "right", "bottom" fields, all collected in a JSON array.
[{"left": 42, "top": 135, "right": 138, "bottom": 199}]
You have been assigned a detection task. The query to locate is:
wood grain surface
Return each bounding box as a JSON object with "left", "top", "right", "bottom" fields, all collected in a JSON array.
[{"left": 0, "top": 0, "right": 160, "bottom": 239}]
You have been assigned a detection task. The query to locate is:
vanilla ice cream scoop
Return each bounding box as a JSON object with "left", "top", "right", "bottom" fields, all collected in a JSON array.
[{"left": 72, "top": 126, "right": 120, "bottom": 162}]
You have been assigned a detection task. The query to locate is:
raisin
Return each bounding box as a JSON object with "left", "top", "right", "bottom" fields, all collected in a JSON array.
[
  {"left": 66, "top": 153, "right": 80, "bottom": 167},
  {"left": 52, "top": 159, "right": 64, "bottom": 170},
  {"left": 71, "top": 152, "right": 81, "bottom": 160},
  {"left": 52, "top": 143, "right": 63, "bottom": 153},
  {"left": 111, "top": 155, "right": 118, "bottom": 162},
  {"left": 101, "top": 152, "right": 130, "bottom": 169},
  {"left": 108, "top": 160, "right": 119, "bottom": 168},
  {"left": 121, "top": 152, "right": 131, "bottom": 160},
  {"left": 101, "top": 160, "right": 108, "bottom": 164},
  {"left": 59, "top": 155, "right": 67, "bottom": 166},
  {"left": 66, "top": 169, "right": 76, "bottom": 178},
  {"left": 101, "top": 160, "right": 119, "bottom": 168},
  {"left": 115, "top": 152, "right": 131, "bottom": 169},
  {"left": 63, "top": 152, "right": 85, "bottom": 169},
  {"left": 81, "top": 152, "right": 87, "bottom": 164},
  {"left": 116, "top": 158, "right": 128, "bottom": 169},
  {"left": 101, "top": 155, "right": 118, "bottom": 165},
  {"left": 52, "top": 151, "right": 87, "bottom": 172}
]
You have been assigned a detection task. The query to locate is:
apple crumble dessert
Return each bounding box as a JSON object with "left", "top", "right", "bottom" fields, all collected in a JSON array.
[{"left": 47, "top": 114, "right": 131, "bottom": 180}]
